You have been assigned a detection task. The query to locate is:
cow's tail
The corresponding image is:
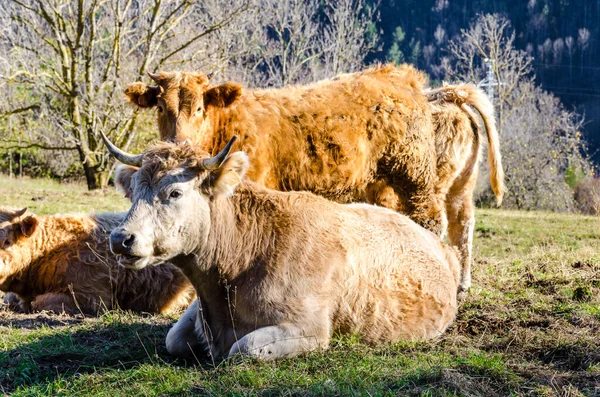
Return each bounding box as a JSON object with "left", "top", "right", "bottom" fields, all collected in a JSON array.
[{"left": 427, "top": 84, "right": 506, "bottom": 206}]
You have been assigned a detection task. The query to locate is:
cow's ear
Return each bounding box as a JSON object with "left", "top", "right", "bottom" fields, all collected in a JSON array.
[
  {"left": 204, "top": 83, "right": 242, "bottom": 108},
  {"left": 114, "top": 165, "right": 138, "bottom": 201},
  {"left": 124, "top": 83, "right": 160, "bottom": 108},
  {"left": 210, "top": 152, "right": 249, "bottom": 198},
  {"left": 20, "top": 215, "right": 38, "bottom": 237}
]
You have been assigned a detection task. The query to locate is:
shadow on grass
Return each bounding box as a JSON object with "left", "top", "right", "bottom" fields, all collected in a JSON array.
[
  {"left": 0, "top": 316, "right": 182, "bottom": 393},
  {"left": 0, "top": 312, "right": 85, "bottom": 329}
]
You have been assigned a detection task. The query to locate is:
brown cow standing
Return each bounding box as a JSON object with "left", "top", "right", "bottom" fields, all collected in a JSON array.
[
  {"left": 102, "top": 135, "right": 461, "bottom": 361},
  {"left": 124, "top": 64, "right": 504, "bottom": 291},
  {"left": 0, "top": 208, "right": 195, "bottom": 315}
]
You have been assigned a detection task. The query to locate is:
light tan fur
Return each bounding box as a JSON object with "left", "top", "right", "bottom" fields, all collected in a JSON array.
[
  {"left": 425, "top": 83, "right": 506, "bottom": 289},
  {"left": 110, "top": 142, "right": 461, "bottom": 360},
  {"left": 426, "top": 83, "right": 505, "bottom": 204},
  {"left": 125, "top": 66, "right": 505, "bottom": 290},
  {"left": 0, "top": 208, "right": 195, "bottom": 315}
]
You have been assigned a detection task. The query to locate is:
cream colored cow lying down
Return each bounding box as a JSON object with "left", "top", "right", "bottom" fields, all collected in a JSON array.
[{"left": 103, "top": 134, "right": 461, "bottom": 360}]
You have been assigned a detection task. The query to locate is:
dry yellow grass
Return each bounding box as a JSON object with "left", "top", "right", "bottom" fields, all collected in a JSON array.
[{"left": 0, "top": 174, "right": 129, "bottom": 214}]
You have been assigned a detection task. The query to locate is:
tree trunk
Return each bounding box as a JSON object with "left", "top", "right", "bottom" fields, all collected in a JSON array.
[
  {"left": 83, "top": 161, "right": 100, "bottom": 190},
  {"left": 99, "top": 170, "right": 109, "bottom": 189},
  {"left": 76, "top": 145, "right": 100, "bottom": 190}
]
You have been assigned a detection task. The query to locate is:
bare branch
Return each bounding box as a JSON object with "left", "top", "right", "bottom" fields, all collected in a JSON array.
[
  {"left": 0, "top": 142, "right": 77, "bottom": 150},
  {"left": 0, "top": 104, "right": 40, "bottom": 118}
]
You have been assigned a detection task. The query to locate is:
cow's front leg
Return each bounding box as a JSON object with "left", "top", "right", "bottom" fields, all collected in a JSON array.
[
  {"left": 166, "top": 299, "right": 207, "bottom": 358},
  {"left": 228, "top": 323, "right": 327, "bottom": 360}
]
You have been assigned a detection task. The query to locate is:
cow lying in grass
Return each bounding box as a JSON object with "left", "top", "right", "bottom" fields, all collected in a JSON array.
[
  {"left": 0, "top": 207, "right": 195, "bottom": 315},
  {"left": 102, "top": 134, "right": 461, "bottom": 361},
  {"left": 124, "top": 64, "right": 504, "bottom": 291}
]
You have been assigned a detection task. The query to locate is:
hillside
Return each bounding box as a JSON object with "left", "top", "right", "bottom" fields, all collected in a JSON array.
[{"left": 374, "top": 0, "right": 600, "bottom": 161}]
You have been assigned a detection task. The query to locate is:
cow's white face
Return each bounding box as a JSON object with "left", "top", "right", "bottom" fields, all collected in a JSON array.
[
  {"left": 111, "top": 168, "right": 209, "bottom": 269},
  {"left": 110, "top": 145, "right": 248, "bottom": 270}
]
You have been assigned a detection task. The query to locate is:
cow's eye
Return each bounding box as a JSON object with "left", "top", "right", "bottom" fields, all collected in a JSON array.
[
  {"left": 2, "top": 240, "right": 9, "bottom": 249},
  {"left": 157, "top": 104, "right": 165, "bottom": 113},
  {"left": 169, "top": 190, "right": 183, "bottom": 200}
]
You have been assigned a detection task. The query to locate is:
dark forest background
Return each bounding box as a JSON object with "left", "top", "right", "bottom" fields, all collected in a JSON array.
[{"left": 374, "top": 0, "right": 600, "bottom": 161}]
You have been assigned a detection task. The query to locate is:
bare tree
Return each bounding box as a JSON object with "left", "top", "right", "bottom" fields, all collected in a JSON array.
[
  {"left": 244, "top": 0, "right": 379, "bottom": 87},
  {"left": 446, "top": 14, "right": 592, "bottom": 211},
  {"left": 500, "top": 81, "right": 590, "bottom": 210},
  {"left": 565, "top": 35, "right": 575, "bottom": 77},
  {"left": 577, "top": 28, "right": 590, "bottom": 72},
  {"left": 317, "top": 0, "right": 380, "bottom": 80},
  {"left": 447, "top": 14, "right": 533, "bottom": 132},
  {"left": 552, "top": 38, "right": 564, "bottom": 64},
  {"left": 255, "top": 0, "right": 323, "bottom": 86},
  {"left": 540, "top": 38, "right": 552, "bottom": 64},
  {"left": 434, "top": 24, "right": 446, "bottom": 45},
  {"left": 0, "top": 0, "right": 248, "bottom": 189}
]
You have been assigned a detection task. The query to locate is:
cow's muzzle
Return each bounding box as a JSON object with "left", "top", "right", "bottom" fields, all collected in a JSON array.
[{"left": 109, "top": 228, "right": 137, "bottom": 256}]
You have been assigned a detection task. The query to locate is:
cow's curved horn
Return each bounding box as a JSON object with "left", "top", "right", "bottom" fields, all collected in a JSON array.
[
  {"left": 201, "top": 136, "right": 238, "bottom": 170},
  {"left": 147, "top": 71, "right": 160, "bottom": 81},
  {"left": 100, "top": 131, "right": 143, "bottom": 167},
  {"left": 8, "top": 207, "right": 27, "bottom": 221}
]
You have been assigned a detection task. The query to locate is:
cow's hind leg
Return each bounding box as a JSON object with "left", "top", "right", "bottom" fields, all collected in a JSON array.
[
  {"left": 166, "top": 299, "right": 206, "bottom": 358},
  {"left": 228, "top": 323, "right": 327, "bottom": 360},
  {"left": 446, "top": 178, "right": 477, "bottom": 292},
  {"left": 369, "top": 129, "right": 443, "bottom": 235}
]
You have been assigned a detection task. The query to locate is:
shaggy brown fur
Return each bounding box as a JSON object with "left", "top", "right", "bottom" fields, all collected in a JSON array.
[
  {"left": 0, "top": 208, "right": 195, "bottom": 315},
  {"left": 125, "top": 65, "right": 504, "bottom": 290},
  {"left": 126, "top": 64, "right": 442, "bottom": 234},
  {"left": 109, "top": 142, "right": 461, "bottom": 360}
]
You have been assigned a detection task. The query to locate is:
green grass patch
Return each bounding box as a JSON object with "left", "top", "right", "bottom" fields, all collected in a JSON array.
[{"left": 1, "top": 181, "right": 600, "bottom": 395}]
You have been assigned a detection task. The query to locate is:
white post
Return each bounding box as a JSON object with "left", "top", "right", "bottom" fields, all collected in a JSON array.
[{"left": 477, "top": 58, "right": 498, "bottom": 108}]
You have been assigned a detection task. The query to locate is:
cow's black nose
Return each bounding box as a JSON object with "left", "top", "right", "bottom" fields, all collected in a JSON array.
[
  {"left": 110, "top": 230, "right": 135, "bottom": 255},
  {"left": 123, "top": 234, "right": 135, "bottom": 248}
]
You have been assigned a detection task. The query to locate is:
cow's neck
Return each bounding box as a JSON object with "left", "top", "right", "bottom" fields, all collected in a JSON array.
[
  {"left": 202, "top": 94, "right": 267, "bottom": 152},
  {"left": 180, "top": 182, "right": 283, "bottom": 285},
  {"left": 172, "top": 182, "right": 288, "bottom": 352},
  {"left": 202, "top": 109, "right": 240, "bottom": 154}
]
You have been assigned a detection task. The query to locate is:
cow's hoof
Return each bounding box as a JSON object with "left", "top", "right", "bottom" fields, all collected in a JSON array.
[{"left": 458, "top": 277, "right": 471, "bottom": 294}]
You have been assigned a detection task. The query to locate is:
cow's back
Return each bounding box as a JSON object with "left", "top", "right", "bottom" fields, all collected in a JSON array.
[
  {"left": 207, "top": 65, "right": 435, "bottom": 204},
  {"left": 332, "top": 203, "right": 460, "bottom": 343}
]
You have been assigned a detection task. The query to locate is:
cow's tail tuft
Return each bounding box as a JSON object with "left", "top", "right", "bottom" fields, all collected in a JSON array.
[{"left": 427, "top": 84, "right": 506, "bottom": 206}]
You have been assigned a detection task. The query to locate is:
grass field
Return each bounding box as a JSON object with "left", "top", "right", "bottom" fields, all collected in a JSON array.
[
  {"left": 1, "top": 175, "right": 599, "bottom": 396},
  {"left": 0, "top": 175, "right": 129, "bottom": 215}
]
